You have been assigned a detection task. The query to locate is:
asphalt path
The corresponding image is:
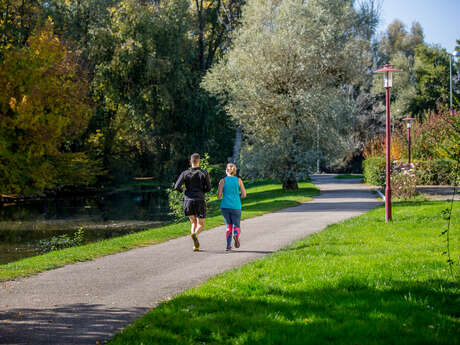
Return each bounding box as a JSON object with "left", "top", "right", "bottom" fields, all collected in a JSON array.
[{"left": 0, "top": 175, "right": 381, "bottom": 345}]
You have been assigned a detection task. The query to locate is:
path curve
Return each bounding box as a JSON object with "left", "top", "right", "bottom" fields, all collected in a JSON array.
[{"left": 0, "top": 175, "right": 381, "bottom": 345}]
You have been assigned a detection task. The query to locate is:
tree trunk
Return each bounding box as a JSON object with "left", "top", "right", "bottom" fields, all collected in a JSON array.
[{"left": 282, "top": 179, "right": 298, "bottom": 190}]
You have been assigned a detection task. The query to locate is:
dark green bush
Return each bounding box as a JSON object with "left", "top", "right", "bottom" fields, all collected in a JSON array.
[
  {"left": 363, "top": 156, "right": 386, "bottom": 186},
  {"left": 208, "top": 163, "right": 226, "bottom": 187}
]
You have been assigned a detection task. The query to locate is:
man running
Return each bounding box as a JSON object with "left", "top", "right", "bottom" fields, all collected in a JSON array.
[{"left": 174, "top": 153, "right": 211, "bottom": 251}]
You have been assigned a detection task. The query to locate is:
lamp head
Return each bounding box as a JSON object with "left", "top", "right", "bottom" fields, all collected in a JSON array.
[
  {"left": 374, "top": 64, "right": 402, "bottom": 88},
  {"left": 403, "top": 116, "right": 416, "bottom": 128}
]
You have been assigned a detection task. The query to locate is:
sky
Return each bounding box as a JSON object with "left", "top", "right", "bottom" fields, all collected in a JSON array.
[{"left": 377, "top": 0, "right": 460, "bottom": 52}]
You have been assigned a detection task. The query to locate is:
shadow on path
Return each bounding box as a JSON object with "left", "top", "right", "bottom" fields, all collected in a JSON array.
[{"left": 0, "top": 304, "right": 149, "bottom": 345}]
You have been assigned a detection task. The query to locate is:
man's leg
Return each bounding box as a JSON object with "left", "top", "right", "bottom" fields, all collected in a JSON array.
[
  {"left": 189, "top": 215, "right": 200, "bottom": 251},
  {"left": 195, "top": 217, "right": 205, "bottom": 235},
  {"left": 189, "top": 215, "right": 197, "bottom": 235}
]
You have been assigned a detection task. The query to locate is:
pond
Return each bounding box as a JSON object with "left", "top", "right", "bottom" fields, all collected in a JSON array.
[{"left": 0, "top": 187, "right": 171, "bottom": 265}]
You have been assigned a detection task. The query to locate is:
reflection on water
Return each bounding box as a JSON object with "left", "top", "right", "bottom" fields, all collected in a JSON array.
[{"left": 0, "top": 189, "right": 171, "bottom": 265}]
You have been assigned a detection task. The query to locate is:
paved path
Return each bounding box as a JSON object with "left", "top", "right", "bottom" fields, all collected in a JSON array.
[{"left": 0, "top": 175, "right": 381, "bottom": 345}]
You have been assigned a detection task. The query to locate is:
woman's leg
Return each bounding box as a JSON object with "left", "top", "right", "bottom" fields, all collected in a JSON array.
[
  {"left": 221, "top": 209, "right": 233, "bottom": 249},
  {"left": 232, "top": 209, "right": 242, "bottom": 248}
]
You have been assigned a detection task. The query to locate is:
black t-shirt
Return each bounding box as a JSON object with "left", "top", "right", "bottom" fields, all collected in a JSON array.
[{"left": 174, "top": 168, "right": 211, "bottom": 201}]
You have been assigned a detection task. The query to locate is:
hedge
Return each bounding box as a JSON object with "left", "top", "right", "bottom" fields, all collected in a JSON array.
[
  {"left": 363, "top": 156, "right": 386, "bottom": 186},
  {"left": 363, "top": 157, "right": 458, "bottom": 186}
]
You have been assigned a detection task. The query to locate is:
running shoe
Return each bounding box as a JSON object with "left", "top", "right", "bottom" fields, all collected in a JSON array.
[
  {"left": 226, "top": 245, "right": 232, "bottom": 251},
  {"left": 191, "top": 233, "right": 200, "bottom": 251}
]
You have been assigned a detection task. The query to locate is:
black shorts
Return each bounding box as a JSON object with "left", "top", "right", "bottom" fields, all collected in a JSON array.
[{"left": 184, "top": 199, "right": 207, "bottom": 218}]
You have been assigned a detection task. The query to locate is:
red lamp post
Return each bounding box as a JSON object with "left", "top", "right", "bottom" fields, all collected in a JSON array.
[
  {"left": 374, "top": 64, "right": 401, "bottom": 222},
  {"left": 402, "top": 117, "right": 415, "bottom": 164}
]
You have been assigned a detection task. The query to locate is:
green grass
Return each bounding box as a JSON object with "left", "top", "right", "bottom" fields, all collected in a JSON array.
[
  {"left": 108, "top": 201, "right": 460, "bottom": 345},
  {"left": 0, "top": 180, "right": 319, "bottom": 282},
  {"left": 335, "top": 173, "right": 364, "bottom": 179}
]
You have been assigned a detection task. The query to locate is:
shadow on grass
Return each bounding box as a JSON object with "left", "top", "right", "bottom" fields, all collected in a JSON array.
[{"left": 109, "top": 279, "right": 460, "bottom": 345}]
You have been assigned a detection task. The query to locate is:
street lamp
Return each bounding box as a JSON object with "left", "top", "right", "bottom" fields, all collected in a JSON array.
[
  {"left": 450, "top": 50, "right": 460, "bottom": 111},
  {"left": 374, "top": 64, "right": 401, "bottom": 222},
  {"left": 402, "top": 117, "right": 416, "bottom": 164}
]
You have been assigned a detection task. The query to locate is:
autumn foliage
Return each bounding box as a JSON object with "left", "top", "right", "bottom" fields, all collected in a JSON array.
[{"left": 0, "top": 20, "right": 94, "bottom": 195}]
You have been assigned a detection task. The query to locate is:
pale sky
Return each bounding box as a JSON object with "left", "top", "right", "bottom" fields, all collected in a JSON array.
[{"left": 377, "top": 0, "right": 460, "bottom": 52}]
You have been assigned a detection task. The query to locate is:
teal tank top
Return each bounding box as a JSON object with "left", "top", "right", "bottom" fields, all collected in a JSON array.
[{"left": 220, "top": 176, "right": 241, "bottom": 210}]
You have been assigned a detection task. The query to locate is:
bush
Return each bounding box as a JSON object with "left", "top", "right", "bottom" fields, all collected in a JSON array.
[
  {"left": 207, "top": 164, "right": 226, "bottom": 187},
  {"left": 36, "top": 228, "right": 85, "bottom": 254},
  {"left": 363, "top": 156, "right": 386, "bottom": 186},
  {"left": 363, "top": 157, "right": 458, "bottom": 187},
  {"left": 415, "top": 159, "right": 458, "bottom": 185},
  {"left": 392, "top": 161, "right": 417, "bottom": 199}
]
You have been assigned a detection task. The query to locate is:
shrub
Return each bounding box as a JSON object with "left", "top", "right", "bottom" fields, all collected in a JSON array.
[
  {"left": 36, "top": 228, "right": 85, "bottom": 254},
  {"left": 363, "top": 157, "right": 457, "bottom": 187},
  {"left": 391, "top": 161, "right": 417, "bottom": 199},
  {"left": 207, "top": 164, "right": 226, "bottom": 187},
  {"left": 363, "top": 156, "right": 386, "bottom": 186},
  {"left": 415, "top": 159, "right": 458, "bottom": 185}
]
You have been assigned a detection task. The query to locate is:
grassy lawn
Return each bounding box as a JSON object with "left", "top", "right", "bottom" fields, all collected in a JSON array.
[
  {"left": 335, "top": 173, "right": 364, "bottom": 179},
  {"left": 109, "top": 201, "right": 460, "bottom": 345},
  {"left": 0, "top": 180, "right": 319, "bottom": 282}
]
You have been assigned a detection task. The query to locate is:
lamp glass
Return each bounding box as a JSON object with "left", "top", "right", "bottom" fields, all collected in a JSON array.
[
  {"left": 384, "top": 71, "right": 392, "bottom": 88},
  {"left": 406, "top": 122, "right": 411, "bottom": 128}
]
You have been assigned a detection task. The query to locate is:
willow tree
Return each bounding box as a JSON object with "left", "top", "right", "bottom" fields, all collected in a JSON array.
[{"left": 204, "top": 0, "right": 377, "bottom": 189}]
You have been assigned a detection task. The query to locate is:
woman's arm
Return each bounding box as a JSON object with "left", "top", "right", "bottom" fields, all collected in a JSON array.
[
  {"left": 238, "top": 178, "right": 247, "bottom": 198},
  {"left": 217, "top": 179, "right": 225, "bottom": 199}
]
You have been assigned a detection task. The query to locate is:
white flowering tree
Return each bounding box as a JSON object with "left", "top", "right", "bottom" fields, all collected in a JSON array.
[{"left": 203, "top": 0, "right": 378, "bottom": 189}]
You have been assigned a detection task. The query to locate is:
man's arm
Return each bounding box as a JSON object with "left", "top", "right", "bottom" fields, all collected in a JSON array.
[{"left": 174, "top": 171, "right": 185, "bottom": 193}]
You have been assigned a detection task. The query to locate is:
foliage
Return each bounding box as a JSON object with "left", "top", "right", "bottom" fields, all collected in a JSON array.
[
  {"left": 440, "top": 192, "right": 457, "bottom": 279},
  {"left": 416, "top": 159, "right": 458, "bottom": 185},
  {"left": 204, "top": 0, "right": 379, "bottom": 189},
  {"left": 363, "top": 156, "right": 385, "bottom": 186},
  {"left": 0, "top": 19, "right": 95, "bottom": 195},
  {"left": 376, "top": 20, "right": 424, "bottom": 66},
  {"left": 373, "top": 41, "right": 459, "bottom": 119},
  {"left": 91, "top": 0, "right": 234, "bottom": 182},
  {"left": 391, "top": 161, "right": 417, "bottom": 199},
  {"left": 108, "top": 201, "right": 460, "bottom": 345},
  {"left": 0, "top": 0, "right": 42, "bottom": 53},
  {"left": 1, "top": 0, "right": 240, "bottom": 194},
  {"left": 36, "top": 228, "right": 85, "bottom": 254}
]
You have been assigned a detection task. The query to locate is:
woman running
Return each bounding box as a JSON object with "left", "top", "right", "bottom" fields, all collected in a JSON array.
[{"left": 217, "top": 163, "right": 247, "bottom": 251}]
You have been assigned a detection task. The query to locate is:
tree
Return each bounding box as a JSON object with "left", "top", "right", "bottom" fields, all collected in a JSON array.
[
  {"left": 0, "top": 0, "right": 42, "bottom": 52},
  {"left": 376, "top": 19, "right": 424, "bottom": 65},
  {"left": 91, "top": 0, "right": 234, "bottom": 182},
  {"left": 373, "top": 43, "right": 459, "bottom": 119},
  {"left": 0, "top": 20, "right": 94, "bottom": 195},
  {"left": 204, "top": 0, "right": 378, "bottom": 189}
]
